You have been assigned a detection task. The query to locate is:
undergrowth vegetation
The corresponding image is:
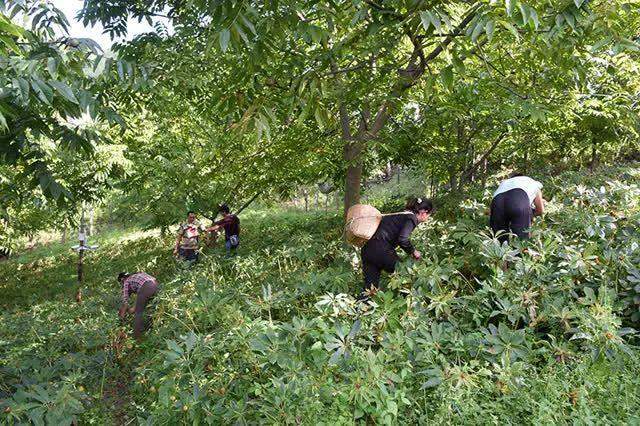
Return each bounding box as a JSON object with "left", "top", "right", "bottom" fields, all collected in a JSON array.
[{"left": 2, "top": 165, "right": 640, "bottom": 424}]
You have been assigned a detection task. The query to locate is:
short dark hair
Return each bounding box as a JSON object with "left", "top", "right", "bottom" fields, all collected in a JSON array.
[
  {"left": 510, "top": 172, "right": 524, "bottom": 178},
  {"left": 117, "top": 272, "right": 130, "bottom": 282},
  {"left": 405, "top": 197, "right": 434, "bottom": 214},
  {"left": 218, "top": 204, "right": 230, "bottom": 214},
  {"left": 187, "top": 210, "right": 196, "bottom": 216}
]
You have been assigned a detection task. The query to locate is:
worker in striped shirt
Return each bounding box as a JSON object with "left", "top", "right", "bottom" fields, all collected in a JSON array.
[{"left": 117, "top": 272, "right": 159, "bottom": 340}]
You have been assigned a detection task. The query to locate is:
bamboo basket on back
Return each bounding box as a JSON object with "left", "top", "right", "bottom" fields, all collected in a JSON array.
[{"left": 345, "top": 204, "right": 383, "bottom": 247}]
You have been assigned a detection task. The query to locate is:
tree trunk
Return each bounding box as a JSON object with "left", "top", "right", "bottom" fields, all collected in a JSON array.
[
  {"left": 343, "top": 139, "right": 364, "bottom": 214},
  {"left": 315, "top": 191, "right": 319, "bottom": 209},
  {"left": 590, "top": 136, "right": 598, "bottom": 171},
  {"left": 61, "top": 222, "right": 67, "bottom": 244},
  {"left": 88, "top": 207, "right": 94, "bottom": 236},
  {"left": 303, "top": 188, "right": 309, "bottom": 212}
]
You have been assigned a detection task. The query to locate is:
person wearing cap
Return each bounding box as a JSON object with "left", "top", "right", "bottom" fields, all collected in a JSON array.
[
  {"left": 206, "top": 204, "right": 240, "bottom": 256},
  {"left": 117, "top": 272, "right": 159, "bottom": 340},
  {"left": 360, "top": 197, "right": 434, "bottom": 297},
  {"left": 490, "top": 173, "right": 545, "bottom": 244}
]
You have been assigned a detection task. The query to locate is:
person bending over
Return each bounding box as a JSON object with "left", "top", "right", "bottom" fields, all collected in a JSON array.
[
  {"left": 361, "top": 197, "right": 434, "bottom": 295},
  {"left": 490, "top": 173, "right": 545, "bottom": 244},
  {"left": 207, "top": 204, "right": 240, "bottom": 256},
  {"left": 117, "top": 272, "right": 159, "bottom": 340},
  {"left": 174, "top": 210, "right": 206, "bottom": 262}
]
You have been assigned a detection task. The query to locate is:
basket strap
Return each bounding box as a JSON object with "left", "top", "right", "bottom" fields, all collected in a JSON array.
[{"left": 381, "top": 211, "right": 415, "bottom": 217}]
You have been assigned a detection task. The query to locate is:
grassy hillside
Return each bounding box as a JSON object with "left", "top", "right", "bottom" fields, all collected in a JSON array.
[{"left": 2, "top": 165, "right": 640, "bottom": 424}]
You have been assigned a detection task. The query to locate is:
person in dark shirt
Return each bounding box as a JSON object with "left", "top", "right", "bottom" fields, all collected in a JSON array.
[
  {"left": 360, "top": 197, "right": 434, "bottom": 295},
  {"left": 207, "top": 204, "right": 240, "bottom": 256}
]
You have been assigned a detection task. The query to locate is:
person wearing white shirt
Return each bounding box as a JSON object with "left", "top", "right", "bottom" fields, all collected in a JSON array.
[{"left": 490, "top": 173, "right": 545, "bottom": 243}]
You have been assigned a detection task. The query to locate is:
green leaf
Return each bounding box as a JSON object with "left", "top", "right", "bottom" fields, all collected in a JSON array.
[
  {"left": 471, "top": 20, "right": 485, "bottom": 43},
  {"left": 0, "top": 34, "right": 19, "bottom": 54},
  {"left": 38, "top": 174, "right": 51, "bottom": 191},
  {"left": 501, "top": 20, "right": 520, "bottom": 40},
  {"left": 440, "top": 65, "right": 453, "bottom": 91},
  {"left": 31, "top": 79, "right": 53, "bottom": 105},
  {"left": 574, "top": 0, "right": 585, "bottom": 7},
  {"left": 0, "top": 109, "right": 7, "bottom": 131},
  {"left": 422, "top": 377, "right": 442, "bottom": 388},
  {"left": 529, "top": 8, "right": 539, "bottom": 30},
  {"left": 619, "top": 38, "right": 640, "bottom": 53},
  {"left": 505, "top": 0, "right": 517, "bottom": 17},
  {"left": 563, "top": 11, "right": 576, "bottom": 31},
  {"left": 47, "top": 57, "right": 57, "bottom": 77},
  {"left": 49, "top": 181, "right": 63, "bottom": 199},
  {"left": 430, "top": 11, "right": 442, "bottom": 33},
  {"left": 452, "top": 55, "right": 465, "bottom": 73},
  {"left": 240, "top": 13, "right": 256, "bottom": 35},
  {"left": 590, "top": 37, "right": 611, "bottom": 52},
  {"left": 485, "top": 20, "right": 496, "bottom": 41},
  {"left": 519, "top": 4, "right": 530, "bottom": 26},
  {"left": 420, "top": 11, "right": 431, "bottom": 32},
  {"left": 117, "top": 60, "right": 125, "bottom": 80},
  {"left": 49, "top": 80, "right": 78, "bottom": 104},
  {"left": 314, "top": 106, "right": 326, "bottom": 128},
  {"left": 219, "top": 28, "right": 230, "bottom": 52},
  {"left": 0, "top": 14, "right": 24, "bottom": 37}
]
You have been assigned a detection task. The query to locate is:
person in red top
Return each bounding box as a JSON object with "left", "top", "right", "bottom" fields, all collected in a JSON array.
[
  {"left": 207, "top": 204, "right": 240, "bottom": 256},
  {"left": 117, "top": 272, "right": 158, "bottom": 340}
]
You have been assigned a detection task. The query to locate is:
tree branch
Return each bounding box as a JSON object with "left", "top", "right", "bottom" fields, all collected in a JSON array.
[{"left": 460, "top": 131, "right": 508, "bottom": 181}]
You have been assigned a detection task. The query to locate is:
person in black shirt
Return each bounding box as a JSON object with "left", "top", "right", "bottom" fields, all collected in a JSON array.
[
  {"left": 361, "top": 197, "right": 434, "bottom": 295},
  {"left": 207, "top": 204, "right": 240, "bottom": 256}
]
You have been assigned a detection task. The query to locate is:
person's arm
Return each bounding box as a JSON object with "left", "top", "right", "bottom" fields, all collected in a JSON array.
[
  {"left": 398, "top": 218, "right": 419, "bottom": 258},
  {"left": 174, "top": 225, "right": 184, "bottom": 254},
  {"left": 119, "top": 282, "right": 129, "bottom": 319},
  {"left": 533, "top": 190, "right": 545, "bottom": 216},
  {"left": 207, "top": 216, "right": 230, "bottom": 232}
]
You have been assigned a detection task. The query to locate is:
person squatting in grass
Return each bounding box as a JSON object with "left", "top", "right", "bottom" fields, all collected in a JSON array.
[
  {"left": 490, "top": 173, "right": 545, "bottom": 244},
  {"left": 117, "top": 272, "right": 159, "bottom": 340},
  {"left": 174, "top": 210, "right": 206, "bottom": 262},
  {"left": 206, "top": 204, "right": 240, "bottom": 257},
  {"left": 360, "top": 197, "right": 434, "bottom": 297}
]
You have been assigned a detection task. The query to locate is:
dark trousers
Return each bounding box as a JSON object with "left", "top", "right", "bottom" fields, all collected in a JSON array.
[
  {"left": 134, "top": 281, "right": 158, "bottom": 338},
  {"left": 179, "top": 248, "right": 198, "bottom": 262},
  {"left": 490, "top": 188, "right": 532, "bottom": 244},
  {"left": 361, "top": 239, "right": 399, "bottom": 291}
]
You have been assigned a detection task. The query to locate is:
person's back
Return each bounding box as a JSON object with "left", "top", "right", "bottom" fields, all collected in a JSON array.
[
  {"left": 208, "top": 205, "right": 241, "bottom": 256},
  {"left": 360, "top": 198, "right": 433, "bottom": 295},
  {"left": 493, "top": 176, "right": 542, "bottom": 205},
  {"left": 221, "top": 214, "right": 240, "bottom": 239},
  {"left": 372, "top": 213, "right": 418, "bottom": 252},
  {"left": 490, "top": 174, "right": 544, "bottom": 243}
]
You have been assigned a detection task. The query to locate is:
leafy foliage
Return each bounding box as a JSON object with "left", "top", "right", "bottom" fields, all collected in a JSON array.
[{"left": 2, "top": 165, "right": 640, "bottom": 423}]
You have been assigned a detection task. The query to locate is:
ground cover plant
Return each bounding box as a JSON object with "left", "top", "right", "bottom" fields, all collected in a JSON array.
[{"left": 2, "top": 164, "right": 640, "bottom": 424}]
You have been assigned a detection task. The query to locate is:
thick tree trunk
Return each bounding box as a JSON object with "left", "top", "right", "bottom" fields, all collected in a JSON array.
[{"left": 343, "top": 139, "right": 364, "bottom": 214}]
